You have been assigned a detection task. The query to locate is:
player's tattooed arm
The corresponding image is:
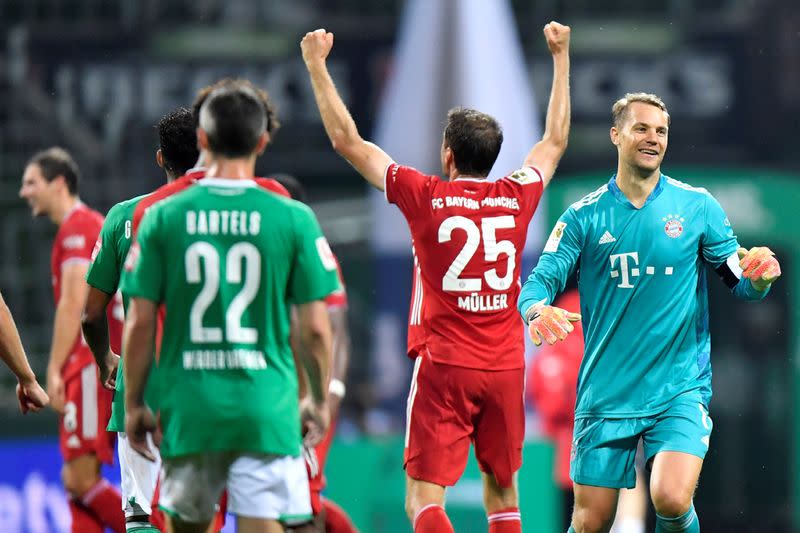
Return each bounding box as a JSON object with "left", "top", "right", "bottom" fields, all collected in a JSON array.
[
  {"left": 81, "top": 287, "right": 119, "bottom": 391},
  {"left": 301, "top": 28, "right": 394, "bottom": 191},
  {"left": 123, "top": 297, "right": 159, "bottom": 461},
  {"left": 296, "top": 300, "right": 333, "bottom": 447},
  {"left": 523, "top": 21, "right": 571, "bottom": 187}
]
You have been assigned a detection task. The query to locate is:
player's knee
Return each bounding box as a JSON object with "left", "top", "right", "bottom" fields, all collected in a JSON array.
[
  {"left": 571, "top": 505, "right": 615, "bottom": 533},
  {"left": 483, "top": 485, "right": 518, "bottom": 513},
  {"left": 651, "top": 488, "right": 693, "bottom": 518},
  {"left": 405, "top": 478, "right": 445, "bottom": 521},
  {"left": 61, "top": 457, "right": 101, "bottom": 498}
]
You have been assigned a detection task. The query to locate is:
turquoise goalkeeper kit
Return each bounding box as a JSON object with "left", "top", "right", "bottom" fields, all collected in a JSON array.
[{"left": 519, "top": 174, "right": 768, "bottom": 487}]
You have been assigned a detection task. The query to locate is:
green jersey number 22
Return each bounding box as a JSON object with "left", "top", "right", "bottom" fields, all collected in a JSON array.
[{"left": 186, "top": 241, "right": 260, "bottom": 344}]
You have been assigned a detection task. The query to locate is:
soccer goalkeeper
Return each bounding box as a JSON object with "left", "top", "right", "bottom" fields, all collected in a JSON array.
[{"left": 518, "top": 92, "right": 781, "bottom": 533}]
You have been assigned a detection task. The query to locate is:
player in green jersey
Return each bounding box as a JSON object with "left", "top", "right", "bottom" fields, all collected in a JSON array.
[
  {"left": 82, "top": 107, "right": 199, "bottom": 532},
  {"left": 122, "top": 80, "right": 339, "bottom": 533},
  {"left": 519, "top": 93, "right": 781, "bottom": 533}
]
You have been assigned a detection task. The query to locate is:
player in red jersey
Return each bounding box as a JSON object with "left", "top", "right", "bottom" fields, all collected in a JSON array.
[
  {"left": 131, "top": 79, "right": 288, "bottom": 234},
  {"left": 303, "top": 22, "right": 571, "bottom": 533},
  {"left": 0, "top": 289, "right": 49, "bottom": 413},
  {"left": 19, "top": 147, "right": 125, "bottom": 533},
  {"left": 273, "top": 174, "right": 359, "bottom": 533}
]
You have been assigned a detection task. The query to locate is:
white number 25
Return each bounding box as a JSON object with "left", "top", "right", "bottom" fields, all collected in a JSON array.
[{"left": 438, "top": 215, "right": 516, "bottom": 292}]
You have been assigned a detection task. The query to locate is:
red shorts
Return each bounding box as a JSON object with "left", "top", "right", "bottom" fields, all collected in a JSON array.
[
  {"left": 305, "top": 419, "right": 336, "bottom": 515},
  {"left": 59, "top": 364, "right": 115, "bottom": 464},
  {"left": 403, "top": 352, "right": 524, "bottom": 488}
]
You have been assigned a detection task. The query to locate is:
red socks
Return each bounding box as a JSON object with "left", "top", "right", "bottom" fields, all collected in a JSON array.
[
  {"left": 488, "top": 507, "right": 522, "bottom": 532},
  {"left": 323, "top": 498, "right": 359, "bottom": 533},
  {"left": 414, "top": 504, "right": 454, "bottom": 533},
  {"left": 80, "top": 479, "right": 126, "bottom": 533},
  {"left": 68, "top": 499, "right": 103, "bottom": 533}
]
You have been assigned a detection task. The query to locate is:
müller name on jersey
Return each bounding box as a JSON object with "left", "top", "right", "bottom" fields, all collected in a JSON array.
[
  {"left": 457, "top": 292, "right": 509, "bottom": 312},
  {"left": 431, "top": 196, "right": 521, "bottom": 211},
  {"left": 185, "top": 209, "right": 262, "bottom": 236}
]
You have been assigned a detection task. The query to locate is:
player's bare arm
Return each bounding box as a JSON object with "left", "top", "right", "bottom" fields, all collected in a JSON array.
[
  {"left": 301, "top": 29, "right": 393, "bottom": 190},
  {"left": 328, "top": 305, "right": 350, "bottom": 421},
  {"left": 738, "top": 246, "right": 781, "bottom": 292},
  {"left": 0, "top": 290, "right": 49, "bottom": 413},
  {"left": 525, "top": 301, "right": 581, "bottom": 347},
  {"left": 296, "top": 299, "right": 333, "bottom": 447},
  {"left": 81, "top": 287, "right": 119, "bottom": 391},
  {"left": 47, "top": 262, "right": 90, "bottom": 413},
  {"left": 122, "top": 297, "right": 158, "bottom": 461},
  {"left": 523, "top": 21, "right": 571, "bottom": 186}
]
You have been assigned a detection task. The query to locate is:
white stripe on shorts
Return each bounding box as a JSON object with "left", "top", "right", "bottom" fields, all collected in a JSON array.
[
  {"left": 81, "top": 365, "right": 98, "bottom": 439},
  {"left": 405, "top": 356, "right": 423, "bottom": 448}
]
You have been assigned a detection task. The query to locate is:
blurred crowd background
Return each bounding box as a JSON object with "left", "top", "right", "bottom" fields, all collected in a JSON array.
[{"left": 0, "top": 0, "right": 798, "bottom": 531}]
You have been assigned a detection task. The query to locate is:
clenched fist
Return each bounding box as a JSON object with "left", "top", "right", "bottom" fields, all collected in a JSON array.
[
  {"left": 738, "top": 246, "right": 781, "bottom": 292},
  {"left": 543, "top": 21, "right": 570, "bottom": 55},
  {"left": 301, "top": 29, "right": 334, "bottom": 66}
]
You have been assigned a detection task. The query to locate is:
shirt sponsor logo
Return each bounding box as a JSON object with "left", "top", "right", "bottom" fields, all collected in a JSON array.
[
  {"left": 62, "top": 235, "right": 86, "bottom": 250},
  {"left": 662, "top": 214, "right": 685, "bottom": 238},
  {"left": 543, "top": 221, "right": 567, "bottom": 253}
]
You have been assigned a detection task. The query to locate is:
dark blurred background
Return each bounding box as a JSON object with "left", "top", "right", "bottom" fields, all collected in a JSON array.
[{"left": 0, "top": 1, "right": 798, "bottom": 531}]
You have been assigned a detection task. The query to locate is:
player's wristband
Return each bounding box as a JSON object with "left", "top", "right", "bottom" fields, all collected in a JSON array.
[
  {"left": 523, "top": 300, "right": 547, "bottom": 325},
  {"left": 329, "top": 378, "right": 346, "bottom": 398}
]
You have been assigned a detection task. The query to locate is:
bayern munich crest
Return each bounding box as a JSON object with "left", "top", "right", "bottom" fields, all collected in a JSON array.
[{"left": 662, "top": 214, "right": 685, "bottom": 238}]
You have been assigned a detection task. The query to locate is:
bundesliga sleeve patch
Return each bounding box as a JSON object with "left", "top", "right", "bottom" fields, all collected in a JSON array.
[
  {"left": 315, "top": 237, "right": 338, "bottom": 271},
  {"left": 124, "top": 242, "right": 140, "bottom": 272},
  {"left": 90, "top": 237, "right": 102, "bottom": 261},
  {"left": 508, "top": 167, "right": 541, "bottom": 184},
  {"left": 543, "top": 221, "right": 567, "bottom": 253}
]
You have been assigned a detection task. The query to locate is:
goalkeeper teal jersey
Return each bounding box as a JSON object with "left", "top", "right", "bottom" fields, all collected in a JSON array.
[{"left": 519, "top": 174, "right": 767, "bottom": 419}]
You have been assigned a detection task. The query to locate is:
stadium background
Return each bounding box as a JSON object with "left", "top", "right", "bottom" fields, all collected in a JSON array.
[{"left": 0, "top": 0, "right": 797, "bottom": 531}]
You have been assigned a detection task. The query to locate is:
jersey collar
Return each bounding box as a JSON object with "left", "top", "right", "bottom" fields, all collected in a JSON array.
[
  {"left": 197, "top": 177, "right": 257, "bottom": 188},
  {"left": 607, "top": 173, "right": 665, "bottom": 209}
]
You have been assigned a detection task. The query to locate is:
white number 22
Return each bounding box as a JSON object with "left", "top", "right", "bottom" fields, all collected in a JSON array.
[
  {"left": 438, "top": 215, "right": 516, "bottom": 292},
  {"left": 185, "top": 241, "right": 261, "bottom": 344}
]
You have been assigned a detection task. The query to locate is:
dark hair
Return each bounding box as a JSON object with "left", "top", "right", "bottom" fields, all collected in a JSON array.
[
  {"left": 27, "top": 147, "right": 80, "bottom": 194},
  {"left": 443, "top": 107, "right": 503, "bottom": 177},
  {"left": 157, "top": 107, "right": 199, "bottom": 178},
  {"left": 271, "top": 173, "right": 307, "bottom": 203},
  {"left": 192, "top": 78, "right": 280, "bottom": 135}
]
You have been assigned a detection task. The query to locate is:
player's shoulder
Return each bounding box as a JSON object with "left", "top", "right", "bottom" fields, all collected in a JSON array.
[
  {"left": 388, "top": 163, "right": 439, "bottom": 185},
  {"left": 502, "top": 166, "right": 543, "bottom": 186},
  {"left": 663, "top": 175, "right": 710, "bottom": 197},
  {"left": 568, "top": 183, "right": 611, "bottom": 213},
  {"left": 108, "top": 193, "right": 149, "bottom": 220},
  {"left": 254, "top": 177, "right": 291, "bottom": 198},
  {"left": 65, "top": 203, "right": 104, "bottom": 231}
]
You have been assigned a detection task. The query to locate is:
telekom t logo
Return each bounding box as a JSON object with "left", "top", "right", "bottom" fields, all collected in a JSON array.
[{"left": 609, "top": 252, "right": 639, "bottom": 288}]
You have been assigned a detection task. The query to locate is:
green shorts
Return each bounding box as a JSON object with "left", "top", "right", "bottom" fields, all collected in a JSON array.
[{"left": 570, "top": 396, "right": 713, "bottom": 489}]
